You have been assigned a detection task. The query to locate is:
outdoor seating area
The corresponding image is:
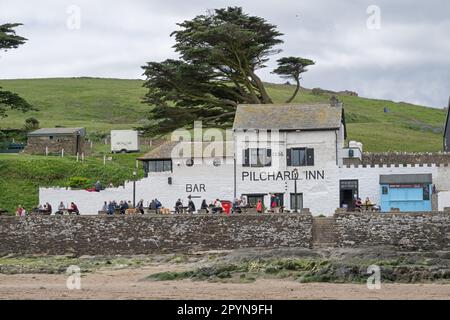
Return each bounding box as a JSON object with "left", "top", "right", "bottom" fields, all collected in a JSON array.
[{"left": 94, "top": 197, "right": 306, "bottom": 216}]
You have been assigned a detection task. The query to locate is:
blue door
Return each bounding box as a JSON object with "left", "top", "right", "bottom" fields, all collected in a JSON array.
[{"left": 380, "top": 184, "right": 431, "bottom": 212}]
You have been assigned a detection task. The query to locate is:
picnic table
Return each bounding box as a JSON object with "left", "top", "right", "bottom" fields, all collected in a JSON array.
[
  {"left": 175, "top": 206, "right": 189, "bottom": 214},
  {"left": 358, "top": 204, "right": 380, "bottom": 212}
]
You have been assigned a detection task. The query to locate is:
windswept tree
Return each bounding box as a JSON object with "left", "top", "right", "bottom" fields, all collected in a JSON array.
[
  {"left": 273, "top": 57, "right": 315, "bottom": 103},
  {"left": 0, "top": 23, "right": 34, "bottom": 118},
  {"left": 141, "top": 7, "right": 315, "bottom": 135}
]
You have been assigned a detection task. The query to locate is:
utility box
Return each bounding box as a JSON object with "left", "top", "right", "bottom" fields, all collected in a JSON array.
[{"left": 111, "top": 130, "right": 140, "bottom": 153}]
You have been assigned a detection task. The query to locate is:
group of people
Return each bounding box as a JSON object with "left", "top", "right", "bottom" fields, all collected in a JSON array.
[
  {"left": 354, "top": 197, "right": 380, "bottom": 211},
  {"left": 103, "top": 200, "right": 132, "bottom": 215},
  {"left": 16, "top": 201, "right": 79, "bottom": 216},
  {"left": 101, "top": 198, "right": 162, "bottom": 215}
]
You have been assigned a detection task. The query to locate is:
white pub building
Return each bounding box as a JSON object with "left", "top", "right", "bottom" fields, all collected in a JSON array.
[{"left": 40, "top": 102, "right": 450, "bottom": 215}]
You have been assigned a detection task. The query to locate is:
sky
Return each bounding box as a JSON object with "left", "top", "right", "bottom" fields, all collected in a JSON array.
[{"left": 1, "top": 0, "right": 449, "bottom": 108}]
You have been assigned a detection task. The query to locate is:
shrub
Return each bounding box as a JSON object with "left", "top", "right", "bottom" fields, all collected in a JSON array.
[
  {"left": 24, "top": 117, "right": 40, "bottom": 131},
  {"left": 311, "top": 88, "right": 324, "bottom": 96},
  {"left": 68, "top": 176, "right": 91, "bottom": 189}
]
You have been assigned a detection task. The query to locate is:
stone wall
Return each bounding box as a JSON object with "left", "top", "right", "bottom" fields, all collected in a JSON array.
[
  {"left": 0, "top": 214, "right": 313, "bottom": 255},
  {"left": 25, "top": 135, "right": 84, "bottom": 155},
  {"left": 334, "top": 212, "right": 450, "bottom": 250}
]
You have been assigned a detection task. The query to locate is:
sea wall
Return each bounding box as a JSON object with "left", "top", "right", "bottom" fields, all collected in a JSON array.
[
  {"left": 0, "top": 214, "right": 313, "bottom": 255},
  {"left": 334, "top": 212, "right": 450, "bottom": 250}
]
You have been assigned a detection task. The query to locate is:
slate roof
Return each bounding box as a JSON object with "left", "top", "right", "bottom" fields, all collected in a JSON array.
[
  {"left": 233, "top": 103, "right": 344, "bottom": 131},
  {"left": 28, "top": 127, "right": 86, "bottom": 136},
  {"left": 138, "top": 141, "right": 234, "bottom": 160}
]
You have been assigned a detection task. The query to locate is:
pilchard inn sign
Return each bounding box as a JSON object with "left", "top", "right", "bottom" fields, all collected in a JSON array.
[{"left": 242, "top": 170, "right": 325, "bottom": 181}]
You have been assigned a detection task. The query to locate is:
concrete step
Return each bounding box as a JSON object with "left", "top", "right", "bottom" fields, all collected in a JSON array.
[{"left": 312, "top": 217, "right": 337, "bottom": 246}]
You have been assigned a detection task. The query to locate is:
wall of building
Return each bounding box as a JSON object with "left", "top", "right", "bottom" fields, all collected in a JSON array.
[
  {"left": 40, "top": 161, "right": 235, "bottom": 215},
  {"left": 26, "top": 135, "right": 84, "bottom": 155},
  {"left": 40, "top": 163, "right": 450, "bottom": 216},
  {"left": 0, "top": 214, "right": 313, "bottom": 255},
  {"left": 334, "top": 212, "right": 450, "bottom": 250},
  {"left": 234, "top": 130, "right": 342, "bottom": 213}
]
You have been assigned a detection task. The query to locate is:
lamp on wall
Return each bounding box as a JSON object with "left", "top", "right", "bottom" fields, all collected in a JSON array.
[{"left": 132, "top": 170, "right": 137, "bottom": 208}]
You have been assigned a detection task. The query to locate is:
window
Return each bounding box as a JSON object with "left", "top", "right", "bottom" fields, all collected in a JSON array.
[
  {"left": 382, "top": 186, "right": 389, "bottom": 195},
  {"left": 49, "top": 136, "right": 54, "bottom": 140},
  {"left": 147, "top": 160, "right": 172, "bottom": 173},
  {"left": 245, "top": 194, "right": 265, "bottom": 207},
  {"left": 243, "top": 148, "right": 271, "bottom": 167},
  {"left": 290, "top": 193, "right": 303, "bottom": 211},
  {"left": 423, "top": 185, "right": 430, "bottom": 200},
  {"left": 287, "top": 148, "right": 314, "bottom": 166}
]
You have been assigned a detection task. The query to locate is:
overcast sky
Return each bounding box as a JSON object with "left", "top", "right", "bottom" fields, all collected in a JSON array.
[{"left": 1, "top": 0, "right": 449, "bottom": 108}]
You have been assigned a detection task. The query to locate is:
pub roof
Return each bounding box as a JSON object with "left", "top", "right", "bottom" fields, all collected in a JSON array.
[{"left": 233, "top": 103, "right": 344, "bottom": 131}]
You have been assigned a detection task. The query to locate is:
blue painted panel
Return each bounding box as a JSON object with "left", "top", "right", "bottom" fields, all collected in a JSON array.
[{"left": 380, "top": 184, "right": 431, "bottom": 212}]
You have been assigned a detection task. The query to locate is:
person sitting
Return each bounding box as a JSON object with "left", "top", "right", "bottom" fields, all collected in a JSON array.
[
  {"left": 120, "top": 201, "right": 129, "bottom": 215},
  {"left": 188, "top": 198, "right": 196, "bottom": 214},
  {"left": 175, "top": 199, "right": 183, "bottom": 214},
  {"left": 107, "top": 201, "right": 115, "bottom": 215},
  {"left": 136, "top": 199, "right": 144, "bottom": 214},
  {"left": 365, "top": 197, "right": 373, "bottom": 206},
  {"left": 212, "top": 199, "right": 223, "bottom": 214},
  {"left": 56, "top": 202, "right": 66, "bottom": 215},
  {"left": 355, "top": 198, "right": 363, "bottom": 211},
  {"left": 94, "top": 181, "right": 102, "bottom": 192},
  {"left": 201, "top": 199, "right": 208, "bottom": 213},
  {"left": 36, "top": 204, "right": 45, "bottom": 214},
  {"left": 16, "top": 205, "right": 26, "bottom": 217},
  {"left": 232, "top": 198, "right": 241, "bottom": 214},
  {"left": 68, "top": 202, "right": 80, "bottom": 215},
  {"left": 155, "top": 199, "right": 162, "bottom": 214},
  {"left": 44, "top": 202, "right": 52, "bottom": 215}
]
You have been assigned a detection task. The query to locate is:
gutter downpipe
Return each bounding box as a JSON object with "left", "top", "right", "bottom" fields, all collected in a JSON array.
[{"left": 335, "top": 130, "right": 339, "bottom": 166}]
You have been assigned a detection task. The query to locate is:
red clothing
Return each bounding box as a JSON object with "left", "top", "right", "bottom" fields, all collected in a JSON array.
[{"left": 256, "top": 201, "right": 263, "bottom": 213}]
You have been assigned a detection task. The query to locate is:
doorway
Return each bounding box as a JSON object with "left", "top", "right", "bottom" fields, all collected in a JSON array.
[{"left": 340, "top": 180, "right": 359, "bottom": 210}]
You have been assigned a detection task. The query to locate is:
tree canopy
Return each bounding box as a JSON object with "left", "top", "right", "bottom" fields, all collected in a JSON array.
[
  {"left": 0, "top": 23, "right": 34, "bottom": 119},
  {"left": 141, "top": 7, "right": 315, "bottom": 135}
]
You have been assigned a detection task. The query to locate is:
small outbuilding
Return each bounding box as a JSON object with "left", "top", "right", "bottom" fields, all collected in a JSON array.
[{"left": 26, "top": 127, "right": 86, "bottom": 155}]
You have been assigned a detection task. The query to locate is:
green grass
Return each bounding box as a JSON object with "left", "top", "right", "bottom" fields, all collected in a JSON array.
[
  {"left": 0, "top": 152, "right": 146, "bottom": 214},
  {"left": 0, "top": 78, "right": 148, "bottom": 132},
  {"left": 0, "top": 78, "right": 446, "bottom": 152}
]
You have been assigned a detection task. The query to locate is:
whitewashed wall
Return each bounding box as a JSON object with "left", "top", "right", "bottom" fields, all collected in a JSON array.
[
  {"left": 234, "top": 129, "right": 342, "bottom": 213},
  {"left": 438, "top": 191, "right": 450, "bottom": 211},
  {"left": 40, "top": 160, "right": 234, "bottom": 215},
  {"left": 339, "top": 165, "right": 438, "bottom": 208}
]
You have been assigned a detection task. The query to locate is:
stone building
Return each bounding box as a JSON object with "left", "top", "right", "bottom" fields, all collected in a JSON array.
[{"left": 26, "top": 127, "right": 86, "bottom": 155}]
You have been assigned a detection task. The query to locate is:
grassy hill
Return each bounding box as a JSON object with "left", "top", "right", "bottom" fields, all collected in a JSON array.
[
  {"left": 0, "top": 77, "right": 447, "bottom": 214},
  {"left": 0, "top": 77, "right": 446, "bottom": 152}
]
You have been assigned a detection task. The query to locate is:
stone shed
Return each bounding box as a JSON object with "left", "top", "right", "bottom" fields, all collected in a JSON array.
[{"left": 26, "top": 127, "right": 86, "bottom": 155}]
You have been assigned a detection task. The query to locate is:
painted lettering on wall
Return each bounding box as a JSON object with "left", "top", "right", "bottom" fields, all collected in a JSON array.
[
  {"left": 242, "top": 170, "right": 325, "bottom": 182},
  {"left": 186, "top": 184, "right": 206, "bottom": 193}
]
